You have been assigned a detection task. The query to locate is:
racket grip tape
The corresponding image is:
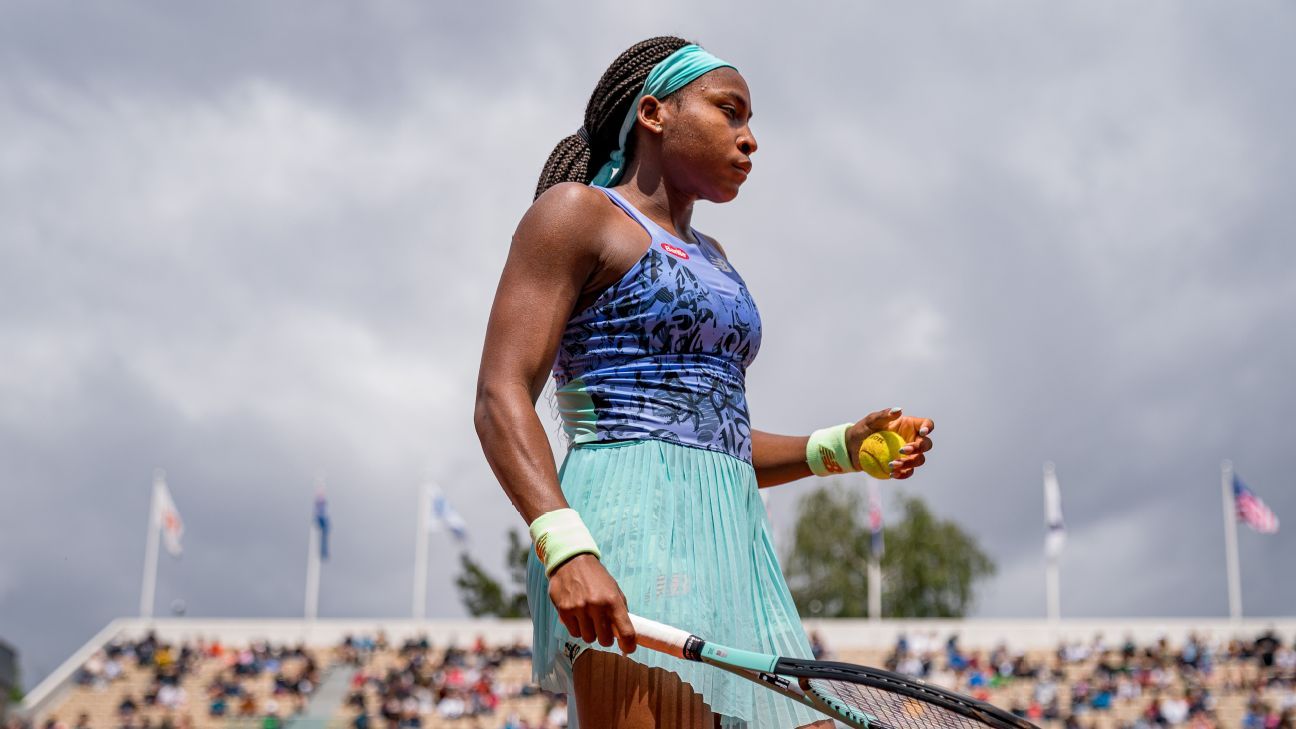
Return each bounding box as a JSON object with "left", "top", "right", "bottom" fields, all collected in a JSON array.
[{"left": 627, "top": 613, "right": 702, "bottom": 660}]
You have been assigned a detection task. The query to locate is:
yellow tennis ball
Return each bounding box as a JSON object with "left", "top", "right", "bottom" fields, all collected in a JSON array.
[{"left": 858, "top": 430, "right": 907, "bottom": 480}]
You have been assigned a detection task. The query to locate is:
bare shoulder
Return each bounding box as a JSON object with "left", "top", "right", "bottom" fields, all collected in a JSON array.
[{"left": 515, "top": 183, "right": 614, "bottom": 258}]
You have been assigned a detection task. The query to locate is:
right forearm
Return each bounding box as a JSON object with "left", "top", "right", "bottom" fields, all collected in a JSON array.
[{"left": 474, "top": 382, "right": 569, "bottom": 525}]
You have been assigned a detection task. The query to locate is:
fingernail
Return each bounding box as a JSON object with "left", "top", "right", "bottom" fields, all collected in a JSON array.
[
  {"left": 890, "top": 407, "right": 902, "bottom": 414},
  {"left": 889, "top": 460, "right": 903, "bottom": 469},
  {"left": 900, "top": 446, "right": 914, "bottom": 454},
  {"left": 919, "top": 427, "right": 930, "bottom": 435}
]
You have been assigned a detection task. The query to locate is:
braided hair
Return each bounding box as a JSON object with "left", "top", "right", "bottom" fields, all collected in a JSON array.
[{"left": 533, "top": 36, "right": 691, "bottom": 201}]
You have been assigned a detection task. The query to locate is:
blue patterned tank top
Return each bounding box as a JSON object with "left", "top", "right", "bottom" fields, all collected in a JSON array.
[{"left": 552, "top": 186, "right": 763, "bottom": 463}]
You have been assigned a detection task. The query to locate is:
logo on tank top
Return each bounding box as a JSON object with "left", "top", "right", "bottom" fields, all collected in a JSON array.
[{"left": 659, "top": 242, "right": 690, "bottom": 260}]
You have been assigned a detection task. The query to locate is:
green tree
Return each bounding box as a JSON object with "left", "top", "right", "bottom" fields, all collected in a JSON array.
[
  {"left": 882, "top": 493, "right": 996, "bottom": 617},
  {"left": 3, "top": 660, "right": 20, "bottom": 707},
  {"left": 455, "top": 528, "right": 531, "bottom": 618},
  {"left": 784, "top": 485, "right": 874, "bottom": 618},
  {"left": 784, "top": 485, "right": 996, "bottom": 618}
]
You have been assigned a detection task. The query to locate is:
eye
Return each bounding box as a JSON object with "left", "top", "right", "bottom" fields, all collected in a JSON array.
[{"left": 720, "top": 104, "right": 738, "bottom": 118}]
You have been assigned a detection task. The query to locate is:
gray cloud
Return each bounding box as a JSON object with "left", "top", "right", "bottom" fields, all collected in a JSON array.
[{"left": 3, "top": 0, "right": 1294, "bottom": 692}]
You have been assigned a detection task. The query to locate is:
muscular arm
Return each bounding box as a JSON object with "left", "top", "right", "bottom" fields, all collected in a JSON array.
[
  {"left": 476, "top": 183, "right": 639, "bottom": 654},
  {"left": 474, "top": 183, "right": 605, "bottom": 524}
]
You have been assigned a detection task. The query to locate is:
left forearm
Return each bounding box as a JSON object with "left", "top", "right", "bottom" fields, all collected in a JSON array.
[{"left": 751, "top": 429, "right": 813, "bottom": 488}]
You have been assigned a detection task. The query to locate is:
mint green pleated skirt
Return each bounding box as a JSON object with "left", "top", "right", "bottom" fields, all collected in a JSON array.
[{"left": 526, "top": 439, "right": 829, "bottom": 729}]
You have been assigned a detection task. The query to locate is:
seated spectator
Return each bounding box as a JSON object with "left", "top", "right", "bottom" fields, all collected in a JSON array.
[
  {"left": 945, "top": 635, "right": 967, "bottom": 671},
  {"left": 237, "top": 695, "right": 258, "bottom": 718},
  {"left": 545, "top": 696, "right": 569, "bottom": 729},
  {"left": 809, "top": 630, "right": 828, "bottom": 661},
  {"left": 1185, "top": 707, "right": 1217, "bottom": 729},
  {"left": 117, "top": 695, "right": 138, "bottom": 718},
  {"left": 1090, "top": 684, "right": 1113, "bottom": 711},
  {"left": 156, "top": 683, "right": 185, "bottom": 710},
  {"left": 435, "top": 691, "right": 465, "bottom": 719}
]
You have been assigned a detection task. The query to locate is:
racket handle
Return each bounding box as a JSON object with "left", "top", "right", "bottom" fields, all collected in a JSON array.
[{"left": 627, "top": 613, "right": 694, "bottom": 659}]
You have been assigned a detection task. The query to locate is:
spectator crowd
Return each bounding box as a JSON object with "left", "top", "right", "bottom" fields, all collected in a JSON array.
[
  {"left": 12, "top": 632, "right": 322, "bottom": 729},
  {"left": 872, "top": 629, "right": 1296, "bottom": 728},
  {"left": 335, "top": 632, "right": 567, "bottom": 729},
  {"left": 6, "top": 627, "right": 1294, "bottom": 729}
]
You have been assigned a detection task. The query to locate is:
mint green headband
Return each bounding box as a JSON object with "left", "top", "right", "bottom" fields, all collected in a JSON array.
[{"left": 590, "top": 44, "right": 737, "bottom": 187}]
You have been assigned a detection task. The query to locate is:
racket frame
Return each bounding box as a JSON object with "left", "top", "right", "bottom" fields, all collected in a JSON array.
[
  {"left": 628, "top": 613, "right": 1038, "bottom": 729},
  {"left": 630, "top": 614, "right": 877, "bottom": 726}
]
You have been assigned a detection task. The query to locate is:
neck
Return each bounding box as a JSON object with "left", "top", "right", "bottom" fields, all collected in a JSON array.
[{"left": 616, "top": 158, "right": 697, "bottom": 242}]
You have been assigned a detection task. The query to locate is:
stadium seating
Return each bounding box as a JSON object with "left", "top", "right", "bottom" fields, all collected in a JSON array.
[{"left": 15, "top": 625, "right": 1296, "bottom": 729}]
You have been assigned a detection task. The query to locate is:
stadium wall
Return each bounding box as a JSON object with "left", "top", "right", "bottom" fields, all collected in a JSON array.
[{"left": 19, "top": 616, "right": 1296, "bottom": 721}]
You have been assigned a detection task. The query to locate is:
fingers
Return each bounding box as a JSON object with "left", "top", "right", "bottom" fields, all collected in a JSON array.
[
  {"left": 564, "top": 603, "right": 633, "bottom": 651},
  {"left": 610, "top": 600, "right": 637, "bottom": 654},
  {"left": 594, "top": 609, "right": 616, "bottom": 648},
  {"left": 577, "top": 612, "right": 598, "bottom": 644},
  {"left": 561, "top": 612, "right": 581, "bottom": 640},
  {"left": 895, "top": 416, "right": 934, "bottom": 478},
  {"left": 863, "top": 407, "right": 903, "bottom": 431},
  {"left": 548, "top": 558, "right": 634, "bottom": 653},
  {"left": 899, "top": 440, "right": 927, "bottom": 455},
  {"left": 895, "top": 453, "right": 926, "bottom": 470}
]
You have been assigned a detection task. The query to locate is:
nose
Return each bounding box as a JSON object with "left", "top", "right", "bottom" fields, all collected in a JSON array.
[{"left": 739, "top": 125, "right": 757, "bottom": 156}]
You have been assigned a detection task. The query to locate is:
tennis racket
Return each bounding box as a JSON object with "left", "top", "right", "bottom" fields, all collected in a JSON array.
[{"left": 628, "top": 613, "right": 1039, "bottom": 729}]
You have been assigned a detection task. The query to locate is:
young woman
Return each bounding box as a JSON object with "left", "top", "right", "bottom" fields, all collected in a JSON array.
[{"left": 475, "top": 36, "right": 935, "bottom": 728}]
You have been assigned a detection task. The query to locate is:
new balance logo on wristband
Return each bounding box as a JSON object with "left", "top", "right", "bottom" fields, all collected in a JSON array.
[
  {"left": 535, "top": 533, "right": 549, "bottom": 562},
  {"left": 818, "top": 445, "right": 844, "bottom": 474}
]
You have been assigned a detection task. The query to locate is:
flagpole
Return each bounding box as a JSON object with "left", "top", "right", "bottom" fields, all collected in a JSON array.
[
  {"left": 1043, "top": 462, "right": 1063, "bottom": 623},
  {"left": 1221, "top": 460, "right": 1242, "bottom": 621},
  {"left": 1045, "top": 560, "right": 1061, "bottom": 622},
  {"left": 138, "top": 469, "right": 164, "bottom": 619},
  {"left": 867, "top": 558, "right": 882, "bottom": 621},
  {"left": 412, "top": 482, "right": 431, "bottom": 619},
  {"left": 305, "top": 522, "right": 320, "bottom": 620},
  {"left": 866, "top": 477, "right": 882, "bottom": 621}
]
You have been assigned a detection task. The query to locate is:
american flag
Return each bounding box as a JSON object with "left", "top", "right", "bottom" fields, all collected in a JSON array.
[{"left": 1234, "top": 475, "right": 1279, "bottom": 534}]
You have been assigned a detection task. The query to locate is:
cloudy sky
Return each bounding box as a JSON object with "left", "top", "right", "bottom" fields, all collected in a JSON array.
[{"left": 2, "top": 1, "right": 1294, "bottom": 690}]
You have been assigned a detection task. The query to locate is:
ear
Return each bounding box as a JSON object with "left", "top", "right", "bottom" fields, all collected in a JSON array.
[{"left": 637, "top": 95, "right": 667, "bottom": 135}]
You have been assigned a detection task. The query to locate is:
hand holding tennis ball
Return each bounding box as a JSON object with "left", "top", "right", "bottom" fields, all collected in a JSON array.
[
  {"left": 847, "top": 408, "right": 935, "bottom": 480},
  {"left": 858, "top": 430, "right": 908, "bottom": 479}
]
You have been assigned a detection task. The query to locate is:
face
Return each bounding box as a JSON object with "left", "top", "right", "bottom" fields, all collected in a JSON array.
[{"left": 645, "top": 67, "right": 757, "bottom": 203}]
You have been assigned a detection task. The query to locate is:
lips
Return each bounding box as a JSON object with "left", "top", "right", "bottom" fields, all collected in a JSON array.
[{"left": 733, "top": 160, "right": 752, "bottom": 176}]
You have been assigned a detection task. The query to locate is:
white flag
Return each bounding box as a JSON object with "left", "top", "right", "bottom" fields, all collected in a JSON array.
[
  {"left": 155, "top": 479, "right": 184, "bottom": 557},
  {"left": 427, "top": 485, "right": 468, "bottom": 543},
  {"left": 1044, "top": 462, "right": 1065, "bottom": 560}
]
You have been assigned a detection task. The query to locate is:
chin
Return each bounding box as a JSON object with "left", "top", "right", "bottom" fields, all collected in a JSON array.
[{"left": 706, "top": 182, "right": 744, "bottom": 204}]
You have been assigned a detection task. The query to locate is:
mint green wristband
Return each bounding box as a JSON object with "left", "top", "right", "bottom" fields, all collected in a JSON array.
[
  {"left": 529, "top": 508, "right": 602, "bottom": 576},
  {"left": 807, "top": 423, "right": 856, "bottom": 476}
]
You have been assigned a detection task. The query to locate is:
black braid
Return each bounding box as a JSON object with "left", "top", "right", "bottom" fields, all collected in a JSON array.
[{"left": 533, "top": 36, "right": 691, "bottom": 201}]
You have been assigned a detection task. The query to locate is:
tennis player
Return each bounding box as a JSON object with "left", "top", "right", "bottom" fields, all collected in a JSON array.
[{"left": 475, "top": 36, "right": 935, "bottom": 728}]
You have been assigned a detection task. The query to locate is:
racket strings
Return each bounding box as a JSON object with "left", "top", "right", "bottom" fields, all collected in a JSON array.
[{"left": 806, "top": 678, "right": 989, "bottom": 729}]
